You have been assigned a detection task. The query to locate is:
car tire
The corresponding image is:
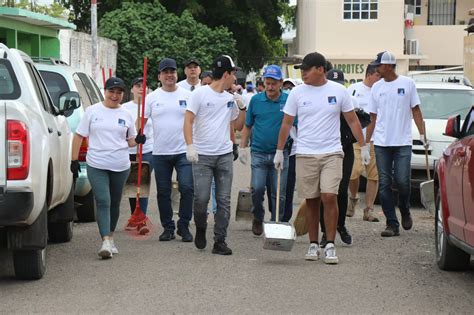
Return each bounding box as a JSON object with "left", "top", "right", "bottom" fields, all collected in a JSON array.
[
  {"left": 76, "top": 190, "right": 96, "bottom": 222},
  {"left": 48, "top": 221, "right": 73, "bottom": 243},
  {"left": 13, "top": 248, "right": 46, "bottom": 280},
  {"left": 435, "top": 186, "right": 470, "bottom": 271}
]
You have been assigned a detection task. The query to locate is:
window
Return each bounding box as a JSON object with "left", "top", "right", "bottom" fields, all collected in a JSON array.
[
  {"left": 428, "top": 0, "right": 455, "bottom": 25},
  {"left": 415, "top": 0, "right": 421, "bottom": 15},
  {"left": 39, "top": 71, "right": 70, "bottom": 108},
  {"left": 0, "top": 60, "right": 20, "bottom": 100},
  {"left": 72, "top": 73, "right": 92, "bottom": 109},
  {"left": 76, "top": 72, "right": 101, "bottom": 104},
  {"left": 343, "top": 0, "right": 378, "bottom": 20},
  {"left": 417, "top": 89, "right": 474, "bottom": 119}
]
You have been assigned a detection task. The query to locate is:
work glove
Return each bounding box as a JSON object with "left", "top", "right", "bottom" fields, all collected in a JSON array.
[
  {"left": 135, "top": 129, "right": 146, "bottom": 144},
  {"left": 420, "top": 134, "right": 429, "bottom": 149},
  {"left": 70, "top": 160, "right": 80, "bottom": 179},
  {"left": 239, "top": 146, "right": 249, "bottom": 165},
  {"left": 273, "top": 149, "right": 284, "bottom": 170},
  {"left": 186, "top": 144, "right": 199, "bottom": 163},
  {"left": 232, "top": 143, "right": 239, "bottom": 161},
  {"left": 233, "top": 93, "right": 246, "bottom": 111},
  {"left": 360, "top": 145, "right": 371, "bottom": 166}
]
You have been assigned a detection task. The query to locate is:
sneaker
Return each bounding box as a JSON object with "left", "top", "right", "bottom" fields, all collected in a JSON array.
[
  {"left": 252, "top": 219, "right": 263, "bottom": 236},
  {"left": 363, "top": 207, "right": 379, "bottom": 222},
  {"left": 346, "top": 197, "right": 359, "bottom": 217},
  {"left": 137, "top": 221, "right": 150, "bottom": 235},
  {"left": 125, "top": 220, "right": 137, "bottom": 231},
  {"left": 110, "top": 240, "right": 119, "bottom": 255},
  {"left": 323, "top": 243, "right": 339, "bottom": 264},
  {"left": 159, "top": 230, "right": 175, "bottom": 241},
  {"left": 305, "top": 243, "right": 320, "bottom": 261},
  {"left": 194, "top": 227, "right": 207, "bottom": 249},
  {"left": 177, "top": 226, "right": 193, "bottom": 242},
  {"left": 337, "top": 226, "right": 353, "bottom": 246},
  {"left": 401, "top": 213, "right": 413, "bottom": 230},
  {"left": 381, "top": 225, "right": 400, "bottom": 237},
  {"left": 98, "top": 240, "right": 113, "bottom": 259},
  {"left": 212, "top": 241, "right": 233, "bottom": 255},
  {"left": 320, "top": 233, "right": 328, "bottom": 248}
]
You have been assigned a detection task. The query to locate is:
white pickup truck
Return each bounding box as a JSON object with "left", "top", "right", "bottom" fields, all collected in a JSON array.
[{"left": 0, "top": 44, "right": 80, "bottom": 280}]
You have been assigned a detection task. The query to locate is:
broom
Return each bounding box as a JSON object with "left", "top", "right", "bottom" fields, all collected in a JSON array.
[{"left": 293, "top": 200, "right": 308, "bottom": 236}]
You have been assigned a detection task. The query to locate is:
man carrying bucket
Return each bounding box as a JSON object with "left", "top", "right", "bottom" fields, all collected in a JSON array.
[{"left": 274, "top": 52, "right": 369, "bottom": 264}]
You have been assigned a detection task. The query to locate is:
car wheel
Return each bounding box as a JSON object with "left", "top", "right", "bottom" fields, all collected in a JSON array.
[
  {"left": 434, "top": 186, "right": 470, "bottom": 271},
  {"left": 48, "top": 221, "right": 73, "bottom": 243},
  {"left": 13, "top": 248, "right": 46, "bottom": 280},
  {"left": 76, "top": 190, "right": 96, "bottom": 222}
]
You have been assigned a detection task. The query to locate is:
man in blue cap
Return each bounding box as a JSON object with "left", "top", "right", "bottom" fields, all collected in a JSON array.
[{"left": 239, "top": 65, "right": 291, "bottom": 235}]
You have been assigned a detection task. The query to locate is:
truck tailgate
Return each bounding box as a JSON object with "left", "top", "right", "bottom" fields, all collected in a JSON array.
[{"left": 0, "top": 101, "right": 5, "bottom": 193}]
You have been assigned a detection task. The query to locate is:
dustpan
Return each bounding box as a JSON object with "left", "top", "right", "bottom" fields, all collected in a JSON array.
[
  {"left": 263, "top": 169, "right": 296, "bottom": 251},
  {"left": 235, "top": 184, "right": 253, "bottom": 221}
]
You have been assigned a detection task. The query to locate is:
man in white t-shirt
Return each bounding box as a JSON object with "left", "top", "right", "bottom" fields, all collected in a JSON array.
[
  {"left": 143, "top": 58, "right": 194, "bottom": 243},
  {"left": 346, "top": 65, "right": 381, "bottom": 222},
  {"left": 274, "top": 52, "right": 370, "bottom": 264},
  {"left": 177, "top": 58, "right": 201, "bottom": 91},
  {"left": 366, "top": 51, "right": 426, "bottom": 237},
  {"left": 183, "top": 55, "right": 246, "bottom": 255}
]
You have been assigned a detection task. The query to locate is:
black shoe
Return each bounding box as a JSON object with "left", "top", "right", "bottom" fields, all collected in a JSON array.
[
  {"left": 381, "top": 225, "right": 400, "bottom": 237},
  {"left": 194, "top": 227, "right": 207, "bottom": 249},
  {"left": 320, "top": 233, "right": 328, "bottom": 248},
  {"left": 252, "top": 219, "right": 263, "bottom": 236},
  {"left": 212, "top": 241, "right": 233, "bottom": 255},
  {"left": 159, "top": 230, "right": 175, "bottom": 241},
  {"left": 177, "top": 226, "right": 193, "bottom": 242},
  {"left": 337, "top": 226, "right": 353, "bottom": 246},
  {"left": 401, "top": 213, "right": 413, "bottom": 230}
]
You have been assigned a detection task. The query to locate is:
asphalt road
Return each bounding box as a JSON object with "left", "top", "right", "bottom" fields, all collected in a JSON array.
[{"left": 1, "top": 161, "right": 473, "bottom": 313}]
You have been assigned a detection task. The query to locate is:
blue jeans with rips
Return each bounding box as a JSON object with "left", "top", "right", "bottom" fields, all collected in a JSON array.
[
  {"left": 251, "top": 150, "right": 289, "bottom": 222},
  {"left": 374, "top": 145, "right": 412, "bottom": 228},
  {"left": 152, "top": 153, "right": 193, "bottom": 232}
]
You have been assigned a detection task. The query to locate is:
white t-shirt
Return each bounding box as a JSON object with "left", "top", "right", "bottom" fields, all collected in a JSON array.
[
  {"left": 187, "top": 85, "right": 239, "bottom": 155},
  {"left": 122, "top": 100, "right": 154, "bottom": 154},
  {"left": 348, "top": 81, "right": 372, "bottom": 140},
  {"left": 283, "top": 81, "right": 354, "bottom": 154},
  {"left": 177, "top": 79, "right": 201, "bottom": 91},
  {"left": 368, "top": 75, "right": 421, "bottom": 146},
  {"left": 144, "top": 87, "right": 191, "bottom": 155},
  {"left": 76, "top": 102, "right": 136, "bottom": 172},
  {"left": 243, "top": 91, "right": 256, "bottom": 108}
]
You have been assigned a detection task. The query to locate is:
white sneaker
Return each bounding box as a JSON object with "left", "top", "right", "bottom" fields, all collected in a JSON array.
[
  {"left": 98, "top": 240, "right": 113, "bottom": 259},
  {"left": 305, "top": 243, "right": 320, "bottom": 261},
  {"left": 110, "top": 240, "right": 119, "bottom": 255},
  {"left": 323, "top": 243, "right": 339, "bottom": 264}
]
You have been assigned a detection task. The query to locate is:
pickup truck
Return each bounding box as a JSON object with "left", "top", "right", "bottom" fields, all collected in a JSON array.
[{"left": 0, "top": 44, "right": 80, "bottom": 280}]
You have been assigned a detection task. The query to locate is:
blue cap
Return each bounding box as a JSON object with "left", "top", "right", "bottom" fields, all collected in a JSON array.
[
  {"left": 159, "top": 58, "right": 177, "bottom": 72},
  {"left": 262, "top": 65, "right": 283, "bottom": 80}
]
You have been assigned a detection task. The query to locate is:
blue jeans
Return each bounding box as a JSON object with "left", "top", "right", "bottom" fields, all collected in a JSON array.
[
  {"left": 192, "top": 153, "right": 233, "bottom": 242},
  {"left": 152, "top": 153, "right": 193, "bottom": 231},
  {"left": 251, "top": 150, "right": 289, "bottom": 222},
  {"left": 87, "top": 165, "right": 130, "bottom": 238},
  {"left": 128, "top": 152, "right": 154, "bottom": 214},
  {"left": 374, "top": 145, "right": 412, "bottom": 227}
]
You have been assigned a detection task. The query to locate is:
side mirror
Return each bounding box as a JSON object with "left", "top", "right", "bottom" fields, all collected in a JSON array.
[
  {"left": 444, "top": 114, "right": 461, "bottom": 138},
  {"left": 59, "top": 91, "right": 81, "bottom": 117}
]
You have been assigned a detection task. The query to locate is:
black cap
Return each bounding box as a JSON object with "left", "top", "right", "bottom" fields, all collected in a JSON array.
[
  {"left": 105, "top": 77, "right": 125, "bottom": 91},
  {"left": 294, "top": 52, "right": 326, "bottom": 70},
  {"left": 212, "top": 55, "right": 240, "bottom": 72},
  {"left": 159, "top": 58, "right": 177, "bottom": 72},
  {"left": 201, "top": 71, "right": 213, "bottom": 79},
  {"left": 326, "top": 69, "right": 345, "bottom": 85},
  {"left": 184, "top": 58, "right": 200, "bottom": 67},
  {"left": 131, "top": 77, "right": 143, "bottom": 86}
]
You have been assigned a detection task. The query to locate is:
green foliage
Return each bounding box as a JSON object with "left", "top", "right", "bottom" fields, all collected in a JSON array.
[
  {"left": 99, "top": 1, "right": 236, "bottom": 89},
  {"left": 0, "top": 0, "right": 68, "bottom": 18}
]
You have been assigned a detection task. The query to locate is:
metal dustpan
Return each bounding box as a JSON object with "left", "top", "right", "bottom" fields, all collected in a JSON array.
[
  {"left": 263, "top": 170, "right": 296, "bottom": 251},
  {"left": 235, "top": 186, "right": 253, "bottom": 221}
]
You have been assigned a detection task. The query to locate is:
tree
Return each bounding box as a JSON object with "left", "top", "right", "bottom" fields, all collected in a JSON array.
[{"left": 99, "top": 1, "right": 236, "bottom": 88}]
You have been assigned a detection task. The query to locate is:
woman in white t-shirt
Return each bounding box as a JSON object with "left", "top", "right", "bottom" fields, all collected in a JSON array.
[{"left": 71, "top": 77, "right": 146, "bottom": 259}]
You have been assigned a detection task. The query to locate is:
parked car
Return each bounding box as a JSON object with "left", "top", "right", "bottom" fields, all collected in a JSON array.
[
  {"left": 0, "top": 44, "right": 80, "bottom": 279},
  {"left": 34, "top": 58, "right": 104, "bottom": 222},
  {"left": 410, "top": 82, "right": 474, "bottom": 195},
  {"left": 433, "top": 109, "right": 474, "bottom": 270}
]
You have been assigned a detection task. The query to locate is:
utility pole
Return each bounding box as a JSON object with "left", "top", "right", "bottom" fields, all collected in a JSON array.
[{"left": 91, "top": 0, "right": 99, "bottom": 85}]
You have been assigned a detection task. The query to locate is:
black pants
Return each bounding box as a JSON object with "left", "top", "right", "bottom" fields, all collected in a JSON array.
[
  {"left": 320, "top": 142, "right": 354, "bottom": 232},
  {"left": 282, "top": 154, "right": 296, "bottom": 222}
]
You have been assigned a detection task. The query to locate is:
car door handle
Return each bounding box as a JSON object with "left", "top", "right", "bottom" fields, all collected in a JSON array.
[
  {"left": 57, "top": 131, "right": 62, "bottom": 136},
  {"left": 48, "top": 127, "right": 53, "bottom": 133}
]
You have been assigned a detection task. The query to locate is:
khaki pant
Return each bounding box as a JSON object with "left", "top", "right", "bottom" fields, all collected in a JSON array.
[{"left": 350, "top": 142, "right": 378, "bottom": 181}]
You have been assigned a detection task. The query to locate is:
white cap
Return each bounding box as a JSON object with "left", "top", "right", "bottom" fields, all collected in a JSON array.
[{"left": 370, "top": 51, "right": 396, "bottom": 66}]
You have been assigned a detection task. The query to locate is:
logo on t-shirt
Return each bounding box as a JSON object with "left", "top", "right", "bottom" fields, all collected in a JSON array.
[
  {"left": 118, "top": 118, "right": 126, "bottom": 127},
  {"left": 328, "top": 96, "right": 337, "bottom": 105},
  {"left": 227, "top": 101, "right": 234, "bottom": 108},
  {"left": 398, "top": 88, "right": 405, "bottom": 96},
  {"left": 279, "top": 102, "right": 285, "bottom": 112},
  {"left": 179, "top": 100, "right": 187, "bottom": 108}
]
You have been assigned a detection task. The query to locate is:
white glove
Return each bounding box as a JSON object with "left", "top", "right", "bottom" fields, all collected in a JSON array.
[
  {"left": 233, "top": 93, "right": 246, "bottom": 110},
  {"left": 420, "top": 134, "right": 429, "bottom": 148},
  {"left": 239, "top": 146, "right": 249, "bottom": 165},
  {"left": 186, "top": 144, "right": 199, "bottom": 163},
  {"left": 273, "top": 149, "right": 284, "bottom": 170},
  {"left": 360, "top": 145, "right": 371, "bottom": 166}
]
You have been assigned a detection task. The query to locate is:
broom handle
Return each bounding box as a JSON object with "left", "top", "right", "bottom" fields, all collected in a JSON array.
[
  {"left": 136, "top": 96, "right": 141, "bottom": 155},
  {"left": 136, "top": 57, "right": 148, "bottom": 197},
  {"left": 276, "top": 169, "right": 281, "bottom": 223}
]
